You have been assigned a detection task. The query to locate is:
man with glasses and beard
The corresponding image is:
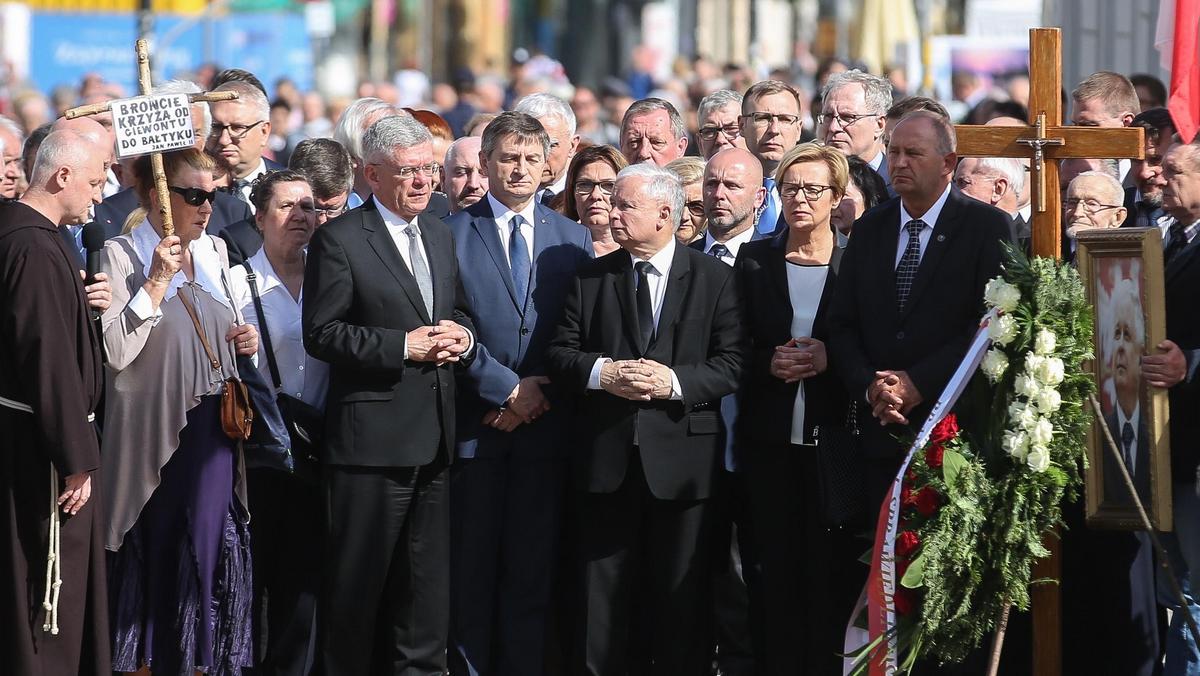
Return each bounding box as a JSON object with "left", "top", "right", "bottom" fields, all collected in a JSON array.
[{"left": 1123, "top": 108, "right": 1173, "bottom": 230}]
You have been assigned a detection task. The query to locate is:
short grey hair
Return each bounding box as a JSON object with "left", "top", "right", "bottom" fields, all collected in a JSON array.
[
  {"left": 30, "top": 129, "right": 92, "bottom": 185},
  {"left": 622, "top": 97, "right": 687, "bottom": 142},
  {"left": 514, "top": 93, "right": 576, "bottom": 136},
  {"left": 333, "top": 97, "right": 403, "bottom": 162},
  {"left": 0, "top": 115, "right": 25, "bottom": 146},
  {"left": 697, "top": 89, "right": 743, "bottom": 123},
  {"left": 154, "top": 79, "right": 210, "bottom": 138},
  {"left": 213, "top": 81, "right": 269, "bottom": 122},
  {"left": 1070, "top": 170, "right": 1125, "bottom": 205},
  {"left": 822, "top": 69, "right": 894, "bottom": 115},
  {"left": 969, "top": 157, "right": 1026, "bottom": 197},
  {"left": 617, "top": 162, "right": 685, "bottom": 231},
  {"left": 361, "top": 115, "right": 433, "bottom": 166}
]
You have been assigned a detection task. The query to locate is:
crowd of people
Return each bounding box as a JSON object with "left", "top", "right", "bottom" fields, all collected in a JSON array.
[{"left": 0, "top": 53, "right": 1198, "bottom": 676}]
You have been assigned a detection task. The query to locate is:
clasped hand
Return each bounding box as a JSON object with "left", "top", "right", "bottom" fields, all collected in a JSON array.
[
  {"left": 407, "top": 320, "right": 471, "bottom": 364},
  {"left": 868, "top": 370, "right": 922, "bottom": 426},
  {"left": 483, "top": 376, "right": 552, "bottom": 432},
  {"left": 600, "top": 358, "right": 673, "bottom": 401},
  {"left": 770, "top": 337, "right": 827, "bottom": 383}
]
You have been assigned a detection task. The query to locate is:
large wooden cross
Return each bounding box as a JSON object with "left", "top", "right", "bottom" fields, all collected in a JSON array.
[
  {"left": 954, "top": 28, "right": 1145, "bottom": 676},
  {"left": 61, "top": 39, "right": 238, "bottom": 237},
  {"left": 956, "top": 28, "right": 1145, "bottom": 260}
]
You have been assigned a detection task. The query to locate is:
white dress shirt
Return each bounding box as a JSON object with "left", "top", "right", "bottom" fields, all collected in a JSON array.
[
  {"left": 230, "top": 248, "right": 330, "bottom": 409},
  {"left": 373, "top": 196, "right": 474, "bottom": 360},
  {"left": 486, "top": 193, "right": 536, "bottom": 267},
  {"left": 703, "top": 227, "right": 756, "bottom": 267},
  {"left": 126, "top": 220, "right": 235, "bottom": 324},
  {"left": 868, "top": 150, "right": 885, "bottom": 172},
  {"left": 586, "top": 239, "right": 682, "bottom": 399},
  {"left": 895, "top": 183, "right": 952, "bottom": 268},
  {"left": 236, "top": 159, "right": 269, "bottom": 212}
]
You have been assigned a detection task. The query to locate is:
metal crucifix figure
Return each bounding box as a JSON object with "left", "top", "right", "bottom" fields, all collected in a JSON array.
[{"left": 1014, "top": 113, "right": 1065, "bottom": 214}]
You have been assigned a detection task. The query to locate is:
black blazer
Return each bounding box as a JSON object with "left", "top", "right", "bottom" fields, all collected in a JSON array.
[
  {"left": 734, "top": 232, "right": 847, "bottom": 446},
  {"left": 829, "top": 187, "right": 1011, "bottom": 458},
  {"left": 302, "top": 197, "right": 476, "bottom": 468},
  {"left": 1165, "top": 233, "right": 1200, "bottom": 479},
  {"left": 546, "top": 244, "right": 747, "bottom": 500},
  {"left": 218, "top": 218, "right": 260, "bottom": 265}
]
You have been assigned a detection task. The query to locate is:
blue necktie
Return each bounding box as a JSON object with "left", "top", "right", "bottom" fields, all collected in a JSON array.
[
  {"left": 509, "top": 215, "right": 531, "bottom": 309},
  {"left": 758, "top": 177, "right": 779, "bottom": 235}
]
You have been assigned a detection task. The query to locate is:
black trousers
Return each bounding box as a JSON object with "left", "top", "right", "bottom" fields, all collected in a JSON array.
[
  {"left": 710, "top": 470, "right": 755, "bottom": 676},
  {"left": 320, "top": 460, "right": 450, "bottom": 676},
  {"left": 248, "top": 468, "right": 321, "bottom": 676},
  {"left": 574, "top": 451, "right": 713, "bottom": 676},
  {"left": 745, "top": 443, "right": 869, "bottom": 676}
]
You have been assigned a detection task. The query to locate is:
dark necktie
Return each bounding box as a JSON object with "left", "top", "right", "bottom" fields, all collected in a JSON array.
[
  {"left": 404, "top": 224, "right": 434, "bottom": 317},
  {"left": 1164, "top": 220, "right": 1189, "bottom": 264},
  {"left": 895, "top": 219, "right": 926, "bottom": 312},
  {"left": 708, "top": 243, "right": 730, "bottom": 260},
  {"left": 635, "top": 260, "right": 654, "bottom": 354},
  {"left": 539, "top": 189, "right": 555, "bottom": 206},
  {"left": 1122, "top": 421, "right": 1135, "bottom": 470},
  {"left": 509, "top": 216, "right": 531, "bottom": 309}
]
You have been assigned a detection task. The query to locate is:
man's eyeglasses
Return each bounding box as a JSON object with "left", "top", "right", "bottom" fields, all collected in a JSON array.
[
  {"left": 698, "top": 124, "right": 742, "bottom": 141},
  {"left": 380, "top": 162, "right": 440, "bottom": 180},
  {"left": 779, "top": 182, "right": 835, "bottom": 201},
  {"left": 741, "top": 112, "right": 802, "bottom": 129},
  {"left": 685, "top": 200, "right": 706, "bottom": 217},
  {"left": 169, "top": 186, "right": 217, "bottom": 206},
  {"left": 314, "top": 201, "right": 349, "bottom": 218},
  {"left": 816, "top": 112, "right": 877, "bottom": 128},
  {"left": 208, "top": 120, "right": 266, "bottom": 141},
  {"left": 575, "top": 180, "right": 615, "bottom": 196},
  {"left": 1063, "top": 197, "right": 1123, "bottom": 213}
]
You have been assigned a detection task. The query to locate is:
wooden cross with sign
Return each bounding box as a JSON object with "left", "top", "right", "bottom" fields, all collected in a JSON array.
[
  {"left": 956, "top": 28, "right": 1145, "bottom": 260},
  {"left": 62, "top": 39, "right": 238, "bottom": 237},
  {"left": 954, "top": 28, "right": 1145, "bottom": 676}
]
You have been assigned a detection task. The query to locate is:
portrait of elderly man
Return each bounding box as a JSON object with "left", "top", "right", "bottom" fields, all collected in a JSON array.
[{"left": 1098, "top": 269, "right": 1152, "bottom": 504}]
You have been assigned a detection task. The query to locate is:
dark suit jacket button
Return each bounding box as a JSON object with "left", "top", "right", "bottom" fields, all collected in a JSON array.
[
  {"left": 520, "top": 327, "right": 530, "bottom": 335},
  {"left": 430, "top": 382, "right": 438, "bottom": 390},
  {"left": 896, "top": 331, "right": 905, "bottom": 340}
]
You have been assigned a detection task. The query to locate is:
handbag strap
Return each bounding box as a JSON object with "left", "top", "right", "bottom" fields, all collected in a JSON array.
[
  {"left": 241, "top": 261, "right": 283, "bottom": 389},
  {"left": 177, "top": 289, "right": 222, "bottom": 372}
]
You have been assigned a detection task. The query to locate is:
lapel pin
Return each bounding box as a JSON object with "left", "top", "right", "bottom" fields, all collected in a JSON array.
[{"left": 936, "top": 233, "right": 946, "bottom": 243}]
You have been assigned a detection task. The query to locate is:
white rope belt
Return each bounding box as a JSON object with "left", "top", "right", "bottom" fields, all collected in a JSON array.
[{"left": 0, "top": 395, "right": 95, "bottom": 635}]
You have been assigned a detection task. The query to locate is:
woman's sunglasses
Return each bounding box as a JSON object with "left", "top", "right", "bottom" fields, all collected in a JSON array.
[{"left": 168, "top": 186, "right": 217, "bottom": 206}]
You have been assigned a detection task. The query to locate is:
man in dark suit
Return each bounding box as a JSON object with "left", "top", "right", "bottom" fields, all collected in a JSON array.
[
  {"left": 443, "top": 111, "right": 592, "bottom": 676},
  {"left": 1146, "top": 138, "right": 1200, "bottom": 672},
  {"left": 830, "top": 110, "right": 1010, "bottom": 505},
  {"left": 692, "top": 146, "right": 767, "bottom": 676},
  {"left": 1100, "top": 275, "right": 1153, "bottom": 504},
  {"left": 547, "top": 163, "right": 747, "bottom": 675},
  {"left": 741, "top": 80, "right": 804, "bottom": 235},
  {"left": 207, "top": 81, "right": 285, "bottom": 213},
  {"left": 819, "top": 70, "right": 894, "bottom": 194},
  {"left": 302, "top": 114, "right": 475, "bottom": 675},
  {"left": 1122, "top": 107, "right": 1172, "bottom": 230}
]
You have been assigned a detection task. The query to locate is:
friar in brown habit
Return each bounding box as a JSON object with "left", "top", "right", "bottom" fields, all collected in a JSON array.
[{"left": 0, "top": 120, "right": 112, "bottom": 675}]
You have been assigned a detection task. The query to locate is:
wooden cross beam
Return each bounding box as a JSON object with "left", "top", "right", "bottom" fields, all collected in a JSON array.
[
  {"left": 60, "top": 39, "right": 239, "bottom": 237},
  {"left": 955, "top": 28, "right": 1144, "bottom": 260}
]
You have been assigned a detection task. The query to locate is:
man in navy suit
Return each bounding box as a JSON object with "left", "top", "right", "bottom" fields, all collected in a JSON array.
[
  {"left": 444, "top": 111, "right": 592, "bottom": 676},
  {"left": 740, "top": 80, "right": 805, "bottom": 235},
  {"left": 818, "top": 70, "right": 894, "bottom": 194}
]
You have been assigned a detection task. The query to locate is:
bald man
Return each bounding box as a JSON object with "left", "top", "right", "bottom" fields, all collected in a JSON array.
[
  {"left": 443, "top": 136, "right": 488, "bottom": 213},
  {"left": 697, "top": 147, "right": 768, "bottom": 265},
  {"left": 0, "top": 125, "right": 111, "bottom": 675}
]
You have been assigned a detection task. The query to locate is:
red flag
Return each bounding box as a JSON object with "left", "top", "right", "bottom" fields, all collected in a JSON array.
[{"left": 1168, "top": 0, "right": 1200, "bottom": 142}]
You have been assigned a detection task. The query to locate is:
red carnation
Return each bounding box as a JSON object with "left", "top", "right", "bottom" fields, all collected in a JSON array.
[
  {"left": 930, "top": 414, "right": 959, "bottom": 446},
  {"left": 914, "top": 486, "right": 941, "bottom": 517},
  {"left": 900, "top": 484, "right": 915, "bottom": 510},
  {"left": 896, "top": 530, "right": 920, "bottom": 557},
  {"left": 906, "top": 468, "right": 918, "bottom": 484},
  {"left": 926, "top": 443, "right": 944, "bottom": 468},
  {"left": 895, "top": 587, "right": 917, "bottom": 616}
]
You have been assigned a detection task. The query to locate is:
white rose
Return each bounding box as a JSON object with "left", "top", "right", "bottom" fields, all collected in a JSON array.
[
  {"left": 985, "top": 278, "right": 1021, "bottom": 313},
  {"left": 1010, "top": 403, "right": 1038, "bottom": 431},
  {"left": 1026, "top": 445, "right": 1051, "bottom": 472},
  {"left": 1002, "top": 430, "right": 1030, "bottom": 459},
  {"left": 1024, "top": 353, "right": 1045, "bottom": 376},
  {"left": 1034, "top": 328, "right": 1057, "bottom": 356},
  {"left": 1033, "top": 356, "right": 1066, "bottom": 386},
  {"left": 1036, "top": 387, "right": 1063, "bottom": 414},
  {"left": 1014, "top": 374, "right": 1039, "bottom": 399},
  {"left": 988, "top": 314, "right": 1019, "bottom": 347},
  {"left": 981, "top": 348, "right": 1009, "bottom": 382},
  {"left": 1029, "top": 417, "right": 1055, "bottom": 446}
]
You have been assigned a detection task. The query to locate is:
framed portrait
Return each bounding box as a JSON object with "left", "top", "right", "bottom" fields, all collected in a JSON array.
[{"left": 1076, "top": 227, "right": 1172, "bottom": 531}]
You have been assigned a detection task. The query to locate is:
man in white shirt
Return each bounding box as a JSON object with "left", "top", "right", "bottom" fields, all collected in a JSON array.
[
  {"left": 742, "top": 80, "right": 805, "bottom": 235},
  {"left": 1071, "top": 71, "right": 1140, "bottom": 185},
  {"left": 819, "top": 70, "right": 893, "bottom": 189},
  {"left": 514, "top": 93, "right": 579, "bottom": 204},
  {"left": 698, "top": 147, "right": 767, "bottom": 265},
  {"left": 207, "top": 81, "right": 283, "bottom": 212}
]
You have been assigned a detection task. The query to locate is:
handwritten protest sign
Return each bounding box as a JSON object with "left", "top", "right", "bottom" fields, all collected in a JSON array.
[{"left": 112, "top": 93, "right": 195, "bottom": 159}]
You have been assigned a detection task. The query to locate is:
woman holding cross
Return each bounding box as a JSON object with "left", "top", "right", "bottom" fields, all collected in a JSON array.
[{"left": 97, "top": 147, "right": 258, "bottom": 675}]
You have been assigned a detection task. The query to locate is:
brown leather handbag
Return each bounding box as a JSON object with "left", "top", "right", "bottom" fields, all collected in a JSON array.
[{"left": 178, "top": 289, "right": 254, "bottom": 440}]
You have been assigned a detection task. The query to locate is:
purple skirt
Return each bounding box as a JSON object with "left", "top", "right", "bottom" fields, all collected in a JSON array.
[{"left": 108, "top": 395, "right": 253, "bottom": 675}]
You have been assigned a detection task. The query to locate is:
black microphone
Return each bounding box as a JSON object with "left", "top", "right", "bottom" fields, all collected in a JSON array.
[{"left": 81, "top": 225, "right": 107, "bottom": 322}]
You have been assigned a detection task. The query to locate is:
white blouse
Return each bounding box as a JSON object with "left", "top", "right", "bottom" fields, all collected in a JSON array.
[
  {"left": 786, "top": 262, "right": 829, "bottom": 444},
  {"left": 229, "top": 249, "right": 329, "bottom": 411}
]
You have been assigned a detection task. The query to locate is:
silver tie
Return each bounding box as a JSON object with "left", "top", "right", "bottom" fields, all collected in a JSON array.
[{"left": 404, "top": 224, "right": 434, "bottom": 316}]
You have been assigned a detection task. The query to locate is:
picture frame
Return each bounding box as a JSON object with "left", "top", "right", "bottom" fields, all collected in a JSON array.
[{"left": 1076, "top": 227, "right": 1172, "bottom": 531}]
